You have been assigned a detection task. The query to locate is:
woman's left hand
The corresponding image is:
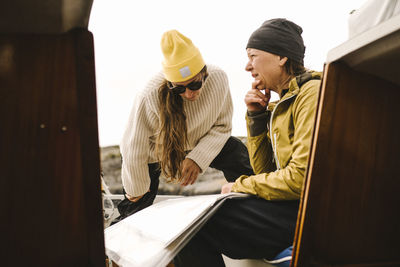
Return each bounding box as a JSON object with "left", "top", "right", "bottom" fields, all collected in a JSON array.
[{"left": 180, "top": 158, "right": 201, "bottom": 186}]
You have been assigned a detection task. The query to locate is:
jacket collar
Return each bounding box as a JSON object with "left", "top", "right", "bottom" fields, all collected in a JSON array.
[{"left": 267, "top": 71, "right": 322, "bottom": 111}]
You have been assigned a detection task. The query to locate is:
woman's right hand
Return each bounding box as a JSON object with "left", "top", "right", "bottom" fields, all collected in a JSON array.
[{"left": 244, "top": 80, "right": 270, "bottom": 112}]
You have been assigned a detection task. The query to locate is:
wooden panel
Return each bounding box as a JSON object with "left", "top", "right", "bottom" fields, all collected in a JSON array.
[
  {"left": 293, "top": 62, "right": 400, "bottom": 266},
  {"left": 0, "top": 0, "right": 93, "bottom": 34},
  {"left": 0, "top": 29, "right": 105, "bottom": 266}
]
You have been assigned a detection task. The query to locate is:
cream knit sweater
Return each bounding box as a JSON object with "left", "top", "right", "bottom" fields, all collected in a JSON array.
[{"left": 120, "top": 65, "right": 233, "bottom": 197}]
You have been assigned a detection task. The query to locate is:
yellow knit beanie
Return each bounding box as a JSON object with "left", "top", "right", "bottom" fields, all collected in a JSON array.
[{"left": 160, "top": 30, "right": 205, "bottom": 82}]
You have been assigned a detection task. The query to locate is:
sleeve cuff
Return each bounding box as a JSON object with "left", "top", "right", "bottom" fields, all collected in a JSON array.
[
  {"left": 231, "top": 175, "right": 257, "bottom": 195},
  {"left": 247, "top": 111, "right": 270, "bottom": 137}
]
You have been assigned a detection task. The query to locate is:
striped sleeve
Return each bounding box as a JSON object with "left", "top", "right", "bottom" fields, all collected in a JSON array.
[
  {"left": 186, "top": 69, "right": 233, "bottom": 171},
  {"left": 120, "top": 90, "right": 158, "bottom": 197}
]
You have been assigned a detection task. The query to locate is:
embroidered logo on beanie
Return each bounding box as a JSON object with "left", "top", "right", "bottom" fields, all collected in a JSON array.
[{"left": 179, "top": 66, "right": 192, "bottom": 78}]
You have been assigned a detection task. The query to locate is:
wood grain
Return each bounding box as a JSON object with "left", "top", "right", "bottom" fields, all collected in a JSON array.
[
  {"left": 0, "top": 29, "right": 105, "bottom": 266},
  {"left": 293, "top": 61, "right": 400, "bottom": 266}
]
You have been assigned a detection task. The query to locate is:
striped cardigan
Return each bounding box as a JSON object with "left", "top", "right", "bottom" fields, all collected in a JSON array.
[{"left": 120, "top": 64, "right": 233, "bottom": 197}]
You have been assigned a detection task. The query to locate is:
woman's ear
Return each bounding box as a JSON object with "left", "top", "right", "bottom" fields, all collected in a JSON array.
[{"left": 279, "top": 56, "right": 288, "bottom": 67}]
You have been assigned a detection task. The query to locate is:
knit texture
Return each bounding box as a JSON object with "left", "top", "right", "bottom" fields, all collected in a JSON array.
[
  {"left": 120, "top": 65, "right": 233, "bottom": 197},
  {"left": 246, "top": 18, "right": 305, "bottom": 65},
  {"left": 161, "top": 30, "right": 205, "bottom": 82}
]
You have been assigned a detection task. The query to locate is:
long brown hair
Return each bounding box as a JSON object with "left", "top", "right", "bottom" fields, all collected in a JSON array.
[
  {"left": 156, "top": 66, "right": 208, "bottom": 182},
  {"left": 156, "top": 80, "right": 187, "bottom": 182}
]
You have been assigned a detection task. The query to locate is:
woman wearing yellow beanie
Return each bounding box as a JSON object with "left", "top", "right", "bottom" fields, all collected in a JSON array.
[{"left": 115, "top": 30, "right": 253, "bottom": 222}]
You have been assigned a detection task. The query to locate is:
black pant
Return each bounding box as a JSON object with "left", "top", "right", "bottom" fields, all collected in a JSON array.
[
  {"left": 113, "top": 136, "right": 254, "bottom": 224},
  {"left": 174, "top": 197, "right": 300, "bottom": 267}
]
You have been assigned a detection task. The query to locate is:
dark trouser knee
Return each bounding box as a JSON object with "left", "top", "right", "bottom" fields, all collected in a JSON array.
[
  {"left": 210, "top": 136, "right": 254, "bottom": 182},
  {"left": 174, "top": 197, "right": 299, "bottom": 266},
  {"left": 112, "top": 163, "right": 160, "bottom": 224}
]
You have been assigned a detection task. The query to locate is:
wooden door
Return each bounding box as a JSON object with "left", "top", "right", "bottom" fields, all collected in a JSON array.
[{"left": 0, "top": 29, "right": 105, "bottom": 266}]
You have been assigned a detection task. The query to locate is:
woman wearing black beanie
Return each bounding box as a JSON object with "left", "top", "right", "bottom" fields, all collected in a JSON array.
[{"left": 175, "top": 18, "right": 322, "bottom": 267}]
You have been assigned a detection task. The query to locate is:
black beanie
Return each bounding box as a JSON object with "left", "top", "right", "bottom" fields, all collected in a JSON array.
[{"left": 246, "top": 18, "right": 305, "bottom": 65}]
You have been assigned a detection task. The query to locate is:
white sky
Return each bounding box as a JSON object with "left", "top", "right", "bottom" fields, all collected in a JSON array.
[{"left": 89, "top": 0, "right": 367, "bottom": 147}]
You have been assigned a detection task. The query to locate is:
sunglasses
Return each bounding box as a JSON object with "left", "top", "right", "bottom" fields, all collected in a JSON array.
[{"left": 167, "top": 74, "right": 208, "bottom": 94}]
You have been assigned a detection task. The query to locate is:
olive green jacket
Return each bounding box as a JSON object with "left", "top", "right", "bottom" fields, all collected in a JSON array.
[{"left": 232, "top": 72, "right": 322, "bottom": 200}]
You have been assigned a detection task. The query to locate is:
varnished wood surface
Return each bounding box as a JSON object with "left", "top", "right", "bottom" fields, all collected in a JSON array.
[
  {"left": 293, "top": 62, "right": 400, "bottom": 266},
  {"left": 0, "top": 29, "right": 105, "bottom": 266},
  {"left": 0, "top": 0, "right": 94, "bottom": 34}
]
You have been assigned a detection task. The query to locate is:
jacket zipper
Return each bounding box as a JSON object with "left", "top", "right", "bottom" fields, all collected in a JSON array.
[{"left": 269, "top": 94, "right": 296, "bottom": 170}]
